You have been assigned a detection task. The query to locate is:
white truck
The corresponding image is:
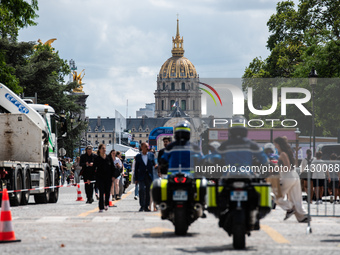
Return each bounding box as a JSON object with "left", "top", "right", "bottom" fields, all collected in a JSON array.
[{"left": 0, "top": 83, "right": 60, "bottom": 206}]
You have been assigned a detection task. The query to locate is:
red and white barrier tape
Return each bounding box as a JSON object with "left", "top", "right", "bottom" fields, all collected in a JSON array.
[{"left": 0, "top": 180, "right": 96, "bottom": 194}]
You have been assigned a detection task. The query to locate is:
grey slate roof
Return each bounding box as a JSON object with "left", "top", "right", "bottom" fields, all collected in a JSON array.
[{"left": 87, "top": 116, "right": 217, "bottom": 134}]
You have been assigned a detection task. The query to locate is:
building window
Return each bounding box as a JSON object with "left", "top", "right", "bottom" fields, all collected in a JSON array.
[
  {"left": 171, "top": 82, "right": 175, "bottom": 90},
  {"left": 88, "top": 134, "right": 91, "bottom": 138},
  {"left": 163, "top": 82, "right": 165, "bottom": 90},
  {"left": 181, "top": 100, "right": 186, "bottom": 111},
  {"left": 193, "top": 100, "right": 195, "bottom": 110},
  {"left": 181, "top": 82, "right": 185, "bottom": 91},
  {"left": 102, "top": 140, "right": 105, "bottom": 144},
  {"left": 109, "top": 140, "right": 111, "bottom": 144},
  {"left": 95, "top": 134, "right": 98, "bottom": 138},
  {"left": 132, "top": 134, "right": 135, "bottom": 138},
  {"left": 102, "top": 134, "right": 105, "bottom": 138},
  {"left": 161, "top": 100, "right": 164, "bottom": 110},
  {"left": 109, "top": 134, "right": 112, "bottom": 138},
  {"left": 170, "top": 100, "right": 175, "bottom": 110},
  {"left": 139, "top": 134, "right": 142, "bottom": 137},
  {"left": 146, "top": 134, "right": 149, "bottom": 137}
]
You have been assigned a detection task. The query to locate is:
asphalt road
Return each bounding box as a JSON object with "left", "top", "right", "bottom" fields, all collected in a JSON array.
[{"left": 1, "top": 183, "right": 340, "bottom": 255}]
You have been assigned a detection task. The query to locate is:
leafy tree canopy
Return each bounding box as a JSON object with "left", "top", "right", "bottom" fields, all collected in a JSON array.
[{"left": 243, "top": 0, "right": 340, "bottom": 137}]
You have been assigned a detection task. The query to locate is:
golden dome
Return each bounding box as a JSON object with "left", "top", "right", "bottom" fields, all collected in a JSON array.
[
  {"left": 159, "top": 56, "right": 197, "bottom": 79},
  {"left": 159, "top": 19, "right": 197, "bottom": 79}
]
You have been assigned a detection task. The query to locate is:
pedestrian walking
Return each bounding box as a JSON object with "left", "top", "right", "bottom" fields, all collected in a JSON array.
[
  {"left": 327, "top": 153, "right": 339, "bottom": 203},
  {"left": 73, "top": 156, "right": 82, "bottom": 184},
  {"left": 150, "top": 148, "right": 158, "bottom": 211},
  {"left": 157, "top": 137, "right": 171, "bottom": 178},
  {"left": 134, "top": 142, "right": 155, "bottom": 212},
  {"left": 65, "top": 158, "right": 73, "bottom": 182},
  {"left": 94, "top": 144, "right": 116, "bottom": 212},
  {"left": 109, "top": 150, "right": 121, "bottom": 200},
  {"left": 311, "top": 151, "right": 327, "bottom": 204},
  {"left": 300, "top": 149, "right": 314, "bottom": 200},
  {"left": 80, "top": 145, "right": 97, "bottom": 204},
  {"left": 131, "top": 156, "right": 138, "bottom": 200},
  {"left": 61, "top": 159, "right": 67, "bottom": 185},
  {"left": 274, "top": 137, "right": 309, "bottom": 223},
  {"left": 113, "top": 151, "right": 123, "bottom": 200}
]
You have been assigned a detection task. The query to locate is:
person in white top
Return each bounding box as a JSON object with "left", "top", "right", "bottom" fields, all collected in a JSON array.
[
  {"left": 114, "top": 151, "right": 123, "bottom": 200},
  {"left": 274, "top": 137, "right": 308, "bottom": 223}
]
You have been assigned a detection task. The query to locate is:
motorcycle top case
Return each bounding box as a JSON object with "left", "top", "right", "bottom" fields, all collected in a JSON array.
[{"left": 151, "top": 178, "right": 168, "bottom": 204}]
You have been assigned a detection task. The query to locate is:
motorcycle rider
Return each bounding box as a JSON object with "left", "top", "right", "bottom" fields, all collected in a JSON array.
[
  {"left": 160, "top": 120, "right": 201, "bottom": 177},
  {"left": 217, "top": 116, "right": 269, "bottom": 175},
  {"left": 264, "top": 143, "right": 279, "bottom": 163}
]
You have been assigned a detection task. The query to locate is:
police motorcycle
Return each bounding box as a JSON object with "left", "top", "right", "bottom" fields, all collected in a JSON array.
[
  {"left": 151, "top": 121, "right": 207, "bottom": 236},
  {"left": 205, "top": 119, "right": 272, "bottom": 249},
  {"left": 122, "top": 158, "right": 132, "bottom": 193}
]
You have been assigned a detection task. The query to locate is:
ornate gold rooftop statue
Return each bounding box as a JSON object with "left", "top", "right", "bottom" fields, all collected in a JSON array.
[
  {"left": 172, "top": 19, "right": 184, "bottom": 57},
  {"left": 37, "top": 38, "right": 57, "bottom": 47},
  {"left": 72, "top": 69, "right": 85, "bottom": 93}
]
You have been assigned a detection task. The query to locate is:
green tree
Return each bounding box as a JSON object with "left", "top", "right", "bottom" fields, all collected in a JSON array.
[
  {"left": 243, "top": 0, "right": 340, "bottom": 137},
  {"left": 0, "top": 0, "right": 38, "bottom": 39},
  {"left": 21, "top": 43, "right": 86, "bottom": 158}
]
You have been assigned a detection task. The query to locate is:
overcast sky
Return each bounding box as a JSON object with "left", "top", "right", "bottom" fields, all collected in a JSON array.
[{"left": 18, "top": 0, "right": 299, "bottom": 118}]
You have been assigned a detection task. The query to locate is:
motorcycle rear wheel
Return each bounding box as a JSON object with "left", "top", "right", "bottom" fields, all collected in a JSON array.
[
  {"left": 174, "top": 207, "right": 188, "bottom": 236},
  {"left": 232, "top": 223, "right": 246, "bottom": 249}
]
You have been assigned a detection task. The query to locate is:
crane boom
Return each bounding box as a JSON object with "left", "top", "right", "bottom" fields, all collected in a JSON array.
[{"left": 0, "top": 83, "right": 47, "bottom": 132}]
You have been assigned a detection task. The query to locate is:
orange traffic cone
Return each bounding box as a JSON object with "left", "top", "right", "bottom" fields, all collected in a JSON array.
[
  {"left": 0, "top": 189, "right": 21, "bottom": 243},
  {"left": 109, "top": 194, "right": 116, "bottom": 207},
  {"left": 76, "top": 184, "right": 84, "bottom": 201}
]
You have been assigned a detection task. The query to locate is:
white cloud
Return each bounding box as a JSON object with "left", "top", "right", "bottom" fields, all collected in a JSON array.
[{"left": 17, "top": 0, "right": 299, "bottom": 118}]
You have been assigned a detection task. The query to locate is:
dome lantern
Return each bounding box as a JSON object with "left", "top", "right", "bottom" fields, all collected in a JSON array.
[{"left": 171, "top": 19, "right": 184, "bottom": 57}]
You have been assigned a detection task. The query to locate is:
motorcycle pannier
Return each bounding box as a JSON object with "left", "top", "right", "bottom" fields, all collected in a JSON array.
[
  {"left": 151, "top": 179, "right": 168, "bottom": 204},
  {"left": 253, "top": 183, "right": 272, "bottom": 217},
  {"left": 194, "top": 179, "right": 207, "bottom": 204}
]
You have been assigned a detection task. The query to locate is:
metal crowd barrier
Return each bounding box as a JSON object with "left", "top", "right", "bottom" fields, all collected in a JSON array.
[{"left": 304, "top": 160, "right": 340, "bottom": 234}]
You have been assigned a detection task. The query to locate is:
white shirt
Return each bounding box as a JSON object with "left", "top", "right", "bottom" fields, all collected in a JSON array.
[
  {"left": 141, "top": 153, "right": 148, "bottom": 165},
  {"left": 311, "top": 159, "right": 326, "bottom": 179},
  {"left": 114, "top": 157, "right": 123, "bottom": 168}
]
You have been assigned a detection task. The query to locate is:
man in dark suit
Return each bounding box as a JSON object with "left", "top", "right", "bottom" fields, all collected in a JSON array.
[
  {"left": 80, "top": 145, "right": 97, "bottom": 203},
  {"left": 134, "top": 142, "right": 155, "bottom": 212}
]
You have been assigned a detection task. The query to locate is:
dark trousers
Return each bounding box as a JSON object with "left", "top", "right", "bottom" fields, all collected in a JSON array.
[
  {"left": 85, "top": 182, "right": 94, "bottom": 201},
  {"left": 97, "top": 178, "right": 112, "bottom": 210},
  {"left": 139, "top": 177, "right": 152, "bottom": 209}
]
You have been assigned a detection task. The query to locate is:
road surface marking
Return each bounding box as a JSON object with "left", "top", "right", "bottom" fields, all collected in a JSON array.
[
  {"left": 36, "top": 217, "right": 67, "bottom": 222},
  {"left": 144, "top": 217, "right": 163, "bottom": 223},
  {"left": 142, "top": 227, "right": 173, "bottom": 237},
  {"left": 92, "top": 216, "right": 120, "bottom": 222},
  {"left": 261, "top": 224, "right": 290, "bottom": 244},
  {"left": 78, "top": 207, "right": 99, "bottom": 217},
  {"left": 77, "top": 188, "right": 133, "bottom": 217}
]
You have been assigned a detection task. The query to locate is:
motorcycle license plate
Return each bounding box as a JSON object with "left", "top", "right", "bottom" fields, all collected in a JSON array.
[
  {"left": 173, "top": 190, "right": 188, "bottom": 201},
  {"left": 230, "top": 191, "right": 248, "bottom": 201}
]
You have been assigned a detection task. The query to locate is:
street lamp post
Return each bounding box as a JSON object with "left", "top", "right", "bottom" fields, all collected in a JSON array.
[
  {"left": 308, "top": 67, "right": 318, "bottom": 156},
  {"left": 295, "top": 128, "right": 301, "bottom": 167},
  {"left": 70, "top": 114, "right": 75, "bottom": 159}
]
